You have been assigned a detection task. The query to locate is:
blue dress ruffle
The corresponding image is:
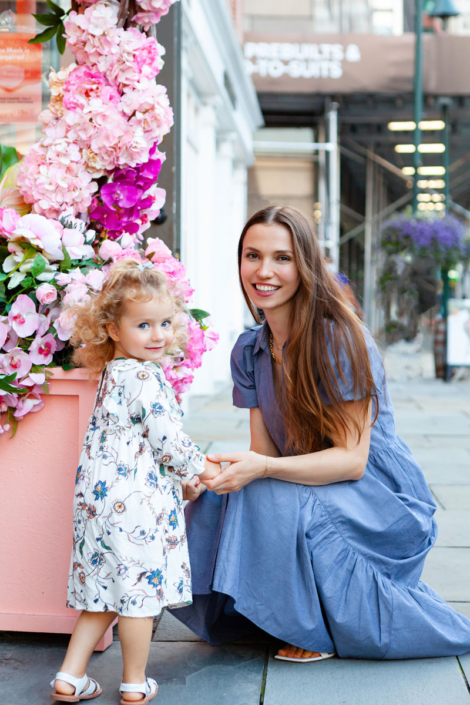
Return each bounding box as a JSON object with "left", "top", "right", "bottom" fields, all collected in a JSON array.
[{"left": 171, "top": 323, "right": 470, "bottom": 658}]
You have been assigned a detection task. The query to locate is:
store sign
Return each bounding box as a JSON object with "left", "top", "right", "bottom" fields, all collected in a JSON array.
[
  {"left": 244, "top": 32, "right": 470, "bottom": 96},
  {"left": 0, "top": 35, "right": 42, "bottom": 123},
  {"left": 245, "top": 41, "right": 362, "bottom": 81}
]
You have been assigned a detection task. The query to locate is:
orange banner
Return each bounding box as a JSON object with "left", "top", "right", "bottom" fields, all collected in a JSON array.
[{"left": 0, "top": 34, "right": 42, "bottom": 123}]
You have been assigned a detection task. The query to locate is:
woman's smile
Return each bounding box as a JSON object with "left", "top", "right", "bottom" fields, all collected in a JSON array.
[{"left": 251, "top": 282, "right": 281, "bottom": 297}]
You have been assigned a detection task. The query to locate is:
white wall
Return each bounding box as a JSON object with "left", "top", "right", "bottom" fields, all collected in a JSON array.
[{"left": 180, "top": 0, "right": 262, "bottom": 396}]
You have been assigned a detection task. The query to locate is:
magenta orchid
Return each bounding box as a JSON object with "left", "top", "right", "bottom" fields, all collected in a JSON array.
[{"left": 29, "top": 334, "right": 57, "bottom": 365}]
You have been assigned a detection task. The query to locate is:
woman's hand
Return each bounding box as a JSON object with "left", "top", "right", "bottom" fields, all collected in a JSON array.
[{"left": 203, "top": 451, "right": 266, "bottom": 494}]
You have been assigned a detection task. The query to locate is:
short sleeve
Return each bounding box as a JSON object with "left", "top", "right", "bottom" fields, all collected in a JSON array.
[
  {"left": 319, "top": 324, "right": 384, "bottom": 405},
  {"left": 230, "top": 329, "right": 259, "bottom": 409}
]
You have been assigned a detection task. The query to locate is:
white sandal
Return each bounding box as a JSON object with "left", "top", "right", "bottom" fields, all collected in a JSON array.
[
  {"left": 50, "top": 672, "right": 102, "bottom": 701},
  {"left": 119, "top": 677, "right": 158, "bottom": 704},
  {"left": 274, "top": 651, "right": 336, "bottom": 663}
]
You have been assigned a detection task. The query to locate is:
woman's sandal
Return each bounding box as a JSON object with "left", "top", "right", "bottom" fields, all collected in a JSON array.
[
  {"left": 119, "top": 678, "right": 158, "bottom": 704},
  {"left": 50, "top": 672, "right": 102, "bottom": 701},
  {"left": 274, "top": 651, "right": 336, "bottom": 663}
]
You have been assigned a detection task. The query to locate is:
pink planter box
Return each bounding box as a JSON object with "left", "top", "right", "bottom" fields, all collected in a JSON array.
[{"left": 0, "top": 369, "right": 115, "bottom": 650}]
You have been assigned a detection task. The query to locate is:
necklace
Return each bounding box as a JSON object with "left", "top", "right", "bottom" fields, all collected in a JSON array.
[{"left": 269, "top": 332, "right": 283, "bottom": 364}]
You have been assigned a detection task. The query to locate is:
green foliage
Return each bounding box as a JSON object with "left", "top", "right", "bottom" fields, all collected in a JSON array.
[
  {"left": 29, "top": 0, "right": 69, "bottom": 55},
  {"left": 31, "top": 254, "right": 47, "bottom": 279},
  {"left": 0, "top": 144, "right": 20, "bottom": 180},
  {"left": 0, "top": 373, "right": 28, "bottom": 395}
]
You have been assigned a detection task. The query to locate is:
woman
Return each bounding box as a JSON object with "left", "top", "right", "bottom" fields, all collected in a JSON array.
[{"left": 173, "top": 206, "right": 470, "bottom": 660}]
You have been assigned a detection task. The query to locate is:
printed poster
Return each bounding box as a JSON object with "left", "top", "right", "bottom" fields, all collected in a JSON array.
[{"left": 0, "top": 34, "right": 42, "bottom": 123}]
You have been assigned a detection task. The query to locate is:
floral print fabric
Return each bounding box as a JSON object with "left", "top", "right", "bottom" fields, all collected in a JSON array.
[{"left": 67, "top": 357, "right": 206, "bottom": 617}]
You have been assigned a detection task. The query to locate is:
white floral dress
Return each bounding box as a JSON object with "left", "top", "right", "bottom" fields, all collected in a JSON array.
[{"left": 67, "top": 358, "right": 206, "bottom": 617}]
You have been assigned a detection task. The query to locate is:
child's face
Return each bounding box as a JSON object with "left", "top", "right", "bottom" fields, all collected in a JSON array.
[{"left": 108, "top": 293, "right": 175, "bottom": 363}]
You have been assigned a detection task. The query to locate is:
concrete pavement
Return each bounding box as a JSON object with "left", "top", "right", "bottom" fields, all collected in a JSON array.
[{"left": 1, "top": 341, "right": 470, "bottom": 704}]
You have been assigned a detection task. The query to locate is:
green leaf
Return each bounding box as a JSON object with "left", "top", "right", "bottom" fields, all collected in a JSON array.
[
  {"left": 20, "top": 277, "right": 33, "bottom": 288},
  {"left": 79, "top": 539, "right": 85, "bottom": 557},
  {"left": 31, "top": 254, "right": 46, "bottom": 278},
  {"left": 0, "top": 282, "right": 5, "bottom": 302},
  {"left": 56, "top": 22, "right": 66, "bottom": 54},
  {"left": 7, "top": 407, "right": 18, "bottom": 439},
  {"left": 59, "top": 244, "right": 72, "bottom": 272},
  {"left": 62, "top": 363, "right": 76, "bottom": 371},
  {"left": 32, "top": 12, "right": 61, "bottom": 26},
  {"left": 189, "top": 308, "right": 210, "bottom": 322},
  {"left": 0, "top": 144, "right": 19, "bottom": 180},
  {"left": 0, "top": 273, "right": 7, "bottom": 281},
  {"left": 46, "top": 0, "right": 65, "bottom": 16},
  {"left": 28, "top": 24, "right": 58, "bottom": 44},
  {"left": 0, "top": 373, "right": 28, "bottom": 394}
]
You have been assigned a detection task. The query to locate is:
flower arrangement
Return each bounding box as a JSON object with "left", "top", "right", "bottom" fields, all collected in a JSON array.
[
  {"left": 0, "top": 0, "right": 218, "bottom": 437},
  {"left": 380, "top": 212, "right": 467, "bottom": 269}
]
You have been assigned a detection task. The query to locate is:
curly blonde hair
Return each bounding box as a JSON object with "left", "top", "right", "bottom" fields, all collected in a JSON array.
[{"left": 70, "top": 258, "right": 184, "bottom": 377}]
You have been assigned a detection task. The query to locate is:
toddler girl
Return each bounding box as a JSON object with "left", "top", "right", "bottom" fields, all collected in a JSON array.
[{"left": 51, "top": 259, "right": 220, "bottom": 704}]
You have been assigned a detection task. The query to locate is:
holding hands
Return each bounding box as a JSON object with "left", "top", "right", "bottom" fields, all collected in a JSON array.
[{"left": 203, "top": 451, "right": 267, "bottom": 494}]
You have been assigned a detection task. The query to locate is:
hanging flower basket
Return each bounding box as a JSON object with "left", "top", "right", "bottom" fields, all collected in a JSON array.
[{"left": 380, "top": 212, "right": 467, "bottom": 269}]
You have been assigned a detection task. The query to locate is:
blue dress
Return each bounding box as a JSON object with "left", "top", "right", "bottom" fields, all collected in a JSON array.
[{"left": 170, "top": 322, "right": 470, "bottom": 658}]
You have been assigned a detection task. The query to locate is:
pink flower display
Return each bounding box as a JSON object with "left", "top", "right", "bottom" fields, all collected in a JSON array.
[{"left": 1, "top": 0, "right": 218, "bottom": 435}]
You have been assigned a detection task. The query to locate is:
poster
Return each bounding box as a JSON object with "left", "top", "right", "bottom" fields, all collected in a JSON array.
[
  {"left": 0, "top": 34, "right": 42, "bottom": 123},
  {"left": 447, "top": 299, "right": 470, "bottom": 367}
]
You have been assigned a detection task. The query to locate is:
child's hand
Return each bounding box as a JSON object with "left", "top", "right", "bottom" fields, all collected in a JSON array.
[
  {"left": 199, "top": 457, "right": 222, "bottom": 483},
  {"left": 182, "top": 475, "right": 207, "bottom": 502}
]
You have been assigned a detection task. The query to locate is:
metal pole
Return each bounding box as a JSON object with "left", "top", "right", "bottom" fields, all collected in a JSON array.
[
  {"left": 412, "top": 0, "right": 423, "bottom": 214},
  {"left": 363, "top": 154, "right": 374, "bottom": 326},
  {"left": 328, "top": 103, "right": 340, "bottom": 272}
]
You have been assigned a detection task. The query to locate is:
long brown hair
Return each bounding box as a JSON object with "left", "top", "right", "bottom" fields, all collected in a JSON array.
[{"left": 238, "top": 206, "right": 377, "bottom": 454}]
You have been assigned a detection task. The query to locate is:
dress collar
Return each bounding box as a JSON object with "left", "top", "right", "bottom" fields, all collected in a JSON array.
[{"left": 253, "top": 321, "right": 271, "bottom": 355}]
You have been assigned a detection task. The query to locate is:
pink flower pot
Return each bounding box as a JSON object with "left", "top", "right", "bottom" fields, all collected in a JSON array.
[{"left": 0, "top": 369, "right": 115, "bottom": 650}]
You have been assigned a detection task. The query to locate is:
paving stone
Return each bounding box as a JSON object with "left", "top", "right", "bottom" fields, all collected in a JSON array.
[
  {"left": 207, "top": 440, "right": 251, "bottom": 454},
  {"left": 422, "top": 465, "right": 470, "bottom": 486},
  {"left": 435, "top": 510, "right": 470, "bottom": 546},
  {"left": 264, "top": 654, "right": 470, "bottom": 705},
  {"left": 459, "top": 652, "right": 470, "bottom": 685},
  {"left": 421, "top": 548, "right": 470, "bottom": 601},
  {"left": 431, "top": 486, "right": 470, "bottom": 510},
  {"left": 0, "top": 641, "right": 266, "bottom": 705}
]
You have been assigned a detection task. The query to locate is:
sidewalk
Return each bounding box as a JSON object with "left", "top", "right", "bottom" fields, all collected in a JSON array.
[{"left": 2, "top": 345, "right": 470, "bottom": 704}]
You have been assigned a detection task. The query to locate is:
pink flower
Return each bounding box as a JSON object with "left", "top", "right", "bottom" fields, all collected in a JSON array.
[
  {"left": 55, "top": 273, "right": 72, "bottom": 286},
  {"left": 8, "top": 214, "right": 64, "bottom": 261},
  {"left": 186, "top": 318, "right": 206, "bottom": 369},
  {"left": 0, "top": 321, "right": 9, "bottom": 349},
  {"left": 8, "top": 295, "right": 40, "bottom": 337},
  {"left": 99, "top": 239, "right": 122, "bottom": 260},
  {"left": 1, "top": 347, "right": 32, "bottom": 378},
  {"left": 36, "top": 283, "right": 58, "bottom": 305},
  {"left": 63, "top": 65, "right": 121, "bottom": 112},
  {"left": 204, "top": 325, "right": 219, "bottom": 352},
  {"left": 29, "top": 334, "right": 57, "bottom": 365},
  {"left": 132, "top": 0, "right": 176, "bottom": 29},
  {"left": 0, "top": 207, "right": 21, "bottom": 237},
  {"left": 85, "top": 269, "right": 105, "bottom": 290},
  {"left": 14, "top": 391, "right": 45, "bottom": 418},
  {"left": 63, "top": 281, "right": 90, "bottom": 306},
  {"left": 54, "top": 308, "right": 77, "bottom": 341},
  {"left": 2, "top": 329, "right": 18, "bottom": 352},
  {"left": 161, "top": 360, "right": 194, "bottom": 399},
  {"left": 145, "top": 237, "right": 172, "bottom": 263},
  {"left": 62, "top": 229, "right": 95, "bottom": 260}
]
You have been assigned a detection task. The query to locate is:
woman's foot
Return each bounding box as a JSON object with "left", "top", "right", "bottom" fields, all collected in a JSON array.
[{"left": 277, "top": 644, "right": 321, "bottom": 660}]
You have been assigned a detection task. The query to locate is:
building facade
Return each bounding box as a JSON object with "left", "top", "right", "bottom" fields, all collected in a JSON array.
[{"left": 179, "top": 0, "right": 262, "bottom": 395}]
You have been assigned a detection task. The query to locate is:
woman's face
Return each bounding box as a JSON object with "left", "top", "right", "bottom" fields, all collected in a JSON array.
[{"left": 240, "top": 223, "right": 300, "bottom": 314}]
